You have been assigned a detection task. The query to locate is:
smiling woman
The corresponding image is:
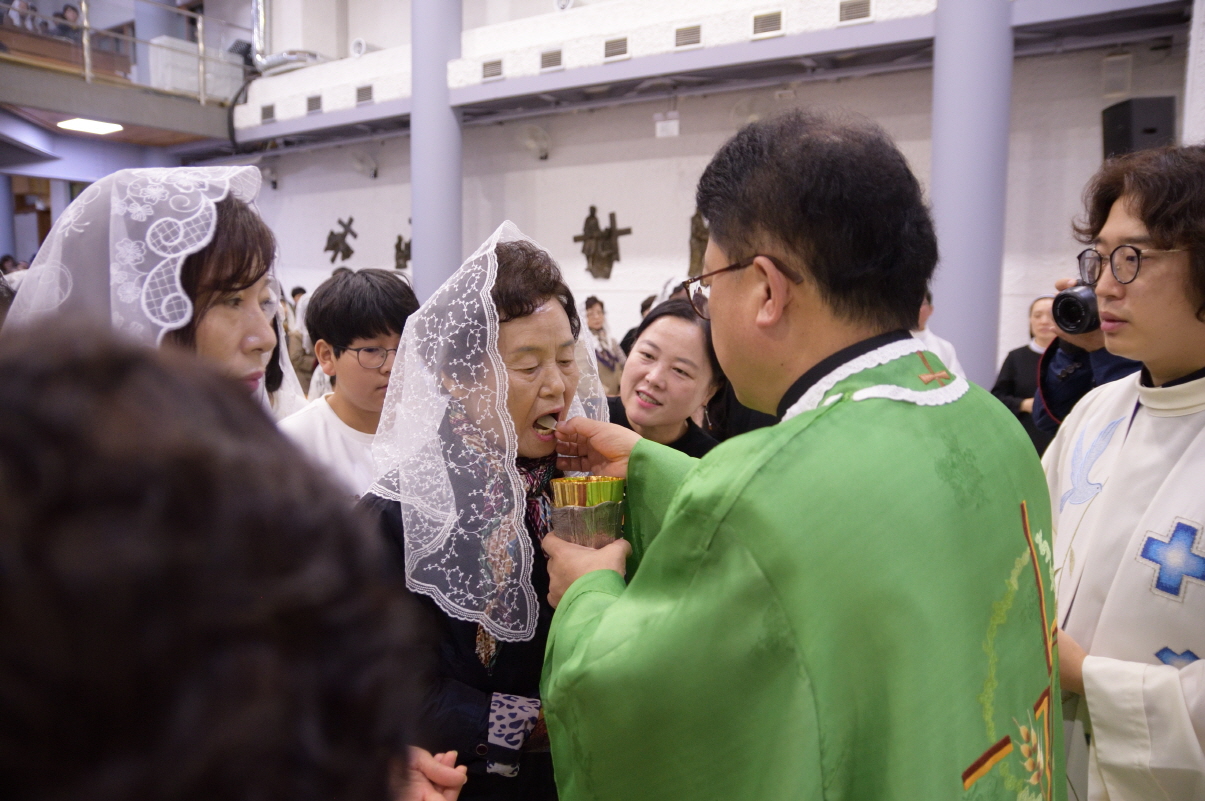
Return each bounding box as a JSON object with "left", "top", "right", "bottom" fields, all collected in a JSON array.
[
  {"left": 610, "top": 298, "right": 722, "bottom": 457},
  {"left": 358, "top": 223, "right": 607, "bottom": 800}
]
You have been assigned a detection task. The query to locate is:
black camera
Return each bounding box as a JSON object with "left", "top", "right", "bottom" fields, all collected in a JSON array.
[{"left": 1053, "top": 283, "right": 1100, "bottom": 335}]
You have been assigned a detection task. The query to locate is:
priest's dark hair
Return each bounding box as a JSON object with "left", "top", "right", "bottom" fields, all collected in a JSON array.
[
  {"left": 1074, "top": 144, "right": 1205, "bottom": 319},
  {"left": 163, "top": 195, "right": 286, "bottom": 392},
  {"left": 631, "top": 298, "right": 725, "bottom": 390},
  {"left": 0, "top": 324, "right": 425, "bottom": 801},
  {"left": 695, "top": 110, "right": 938, "bottom": 332},
  {"left": 492, "top": 240, "right": 581, "bottom": 339},
  {"left": 305, "top": 268, "right": 420, "bottom": 356}
]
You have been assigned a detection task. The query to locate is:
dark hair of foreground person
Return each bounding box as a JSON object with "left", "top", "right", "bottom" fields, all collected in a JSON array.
[{"left": 0, "top": 325, "right": 424, "bottom": 801}]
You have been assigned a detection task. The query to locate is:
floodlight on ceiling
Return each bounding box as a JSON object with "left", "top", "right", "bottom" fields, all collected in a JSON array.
[{"left": 57, "top": 118, "right": 123, "bottom": 135}]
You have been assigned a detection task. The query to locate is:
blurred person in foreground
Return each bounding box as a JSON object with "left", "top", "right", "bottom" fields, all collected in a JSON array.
[
  {"left": 0, "top": 325, "right": 464, "bottom": 801},
  {"left": 992, "top": 296, "right": 1058, "bottom": 454},
  {"left": 1043, "top": 146, "right": 1205, "bottom": 800},
  {"left": 541, "top": 111, "right": 1062, "bottom": 800}
]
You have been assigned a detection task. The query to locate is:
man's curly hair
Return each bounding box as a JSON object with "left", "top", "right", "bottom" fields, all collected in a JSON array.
[{"left": 0, "top": 325, "right": 425, "bottom": 801}]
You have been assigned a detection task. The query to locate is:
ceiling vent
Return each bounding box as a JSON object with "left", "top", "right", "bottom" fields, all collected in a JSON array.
[
  {"left": 306, "top": 95, "right": 322, "bottom": 114},
  {"left": 541, "top": 49, "right": 563, "bottom": 70},
  {"left": 675, "top": 24, "right": 702, "bottom": 48},
  {"left": 356, "top": 85, "right": 373, "bottom": 105},
  {"left": 838, "top": 0, "right": 871, "bottom": 23},
  {"left": 753, "top": 11, "right": 783, "bottom": 37},
  {"left": 260, "top": 104, "right": 275, "bottom": 123},
  {"left": 482, "top": 59, "right": 503, "bottom": 80},
  {"left": 604, "top": 37, "right": 628, "bottom": 59}
]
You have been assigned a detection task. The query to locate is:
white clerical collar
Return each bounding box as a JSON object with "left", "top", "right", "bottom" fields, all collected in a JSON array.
[
  {"left": 1028, "top": 339, "right": 1045, "bottom": 355},
  {"left": 1137, "top": 371, "right": 1205, "bottom": 417}
]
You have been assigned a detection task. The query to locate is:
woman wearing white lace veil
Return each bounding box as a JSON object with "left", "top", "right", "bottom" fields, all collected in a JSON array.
[
  {"left": 4, "top": 166, "right": 306, "bottom": 419},
  {"left": 359, "top": 222, "right": 607, "bottom": 800}
]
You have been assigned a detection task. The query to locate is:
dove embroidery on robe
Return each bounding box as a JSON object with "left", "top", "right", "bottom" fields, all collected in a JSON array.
[{"left": 1060, "top": 416, "right": 1125, "bottom": 511}]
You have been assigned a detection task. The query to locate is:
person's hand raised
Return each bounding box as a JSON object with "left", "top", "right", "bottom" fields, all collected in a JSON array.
[
  {"left": 1053, "top": 277, "right": 1106, "bottom": 352},
  {"left": 555, "top": 417, "right": 641, "bottom": 478},
  {"left": 543, "top": 534, "right": 631, "bottom": 608}
]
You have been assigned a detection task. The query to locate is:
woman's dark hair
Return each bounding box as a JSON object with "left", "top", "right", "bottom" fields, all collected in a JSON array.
[
  {"left": 0, "top": 255, "right": 14, "bottom": 274},
  {"left": 696, "top": 110, "right": 937, "bottom": 332},
  {"left": 164, "top": 196, "right": 277, "bottom": 350},
  {"left": 306, "top": 269, "right": 420, "bottom": 355},
  {"left": 0, "top": 325, "right": 424, "bottom": 801},
  {"left": 631, "top": 298, "right": 724, "bottom": 389},
  {"left": 1073, "top": 145, "right": 1205, "bottom": 319},
  {"left": 492, "top": 241, "right": 580, "bottom": 339},
  {"left": 584, "top": 296, "right": 603, "bottom": 311}
]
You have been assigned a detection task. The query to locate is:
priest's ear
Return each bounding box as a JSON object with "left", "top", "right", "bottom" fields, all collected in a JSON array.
[{"left": 751, "top": 254, "right": 803, "bottom": 331}]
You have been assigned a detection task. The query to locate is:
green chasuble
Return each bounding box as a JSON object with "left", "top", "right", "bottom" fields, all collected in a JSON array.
[{"left": 542, "top": 339, "right": 1064, "bottom": 801}]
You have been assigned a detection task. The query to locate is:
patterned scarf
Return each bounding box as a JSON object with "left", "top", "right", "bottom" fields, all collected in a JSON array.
[{"left": 447, "top": 401, "right": 560, "bottom": 669}]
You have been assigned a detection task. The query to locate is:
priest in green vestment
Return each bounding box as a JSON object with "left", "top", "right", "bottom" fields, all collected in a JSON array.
[{"left": 541, "top": 111, "right": 1065, "bottom": 801}]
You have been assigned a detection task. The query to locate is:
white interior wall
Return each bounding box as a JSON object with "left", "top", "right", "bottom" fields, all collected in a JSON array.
[
  {"left": 255, "top": 42, "right": 1186, "bottom": 369},
  {"left": 348, "top": 0, "right": 409, "bottom": 50},
  {"left": 462, "top": 0, "right": 613, "bottom": 30}
]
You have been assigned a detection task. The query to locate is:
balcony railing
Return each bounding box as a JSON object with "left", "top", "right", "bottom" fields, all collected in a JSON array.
[{"left": 0, "top": 0, "right": 251, "bottom": 105}]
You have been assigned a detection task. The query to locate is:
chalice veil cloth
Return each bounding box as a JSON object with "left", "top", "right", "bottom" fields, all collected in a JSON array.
[{"left": 542, "top": 339, "right": 1065, "bottom": 800}]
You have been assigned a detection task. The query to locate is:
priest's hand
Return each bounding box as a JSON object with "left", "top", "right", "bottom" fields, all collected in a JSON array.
[
  {"left": 393, "top": 747, "right": 466, "bottom": 801},
  {"left": 543, "top": 533, "right": 631, "bottom": 608},
  {"left": 1057, "top": 627, "right": 1086, "bottom": 696},
  {"left": 1053, "top": 278, "right": 1105, "bottom": 352},
  {"left": 555, "top": 417, "right": 641, "bottom": 478}
]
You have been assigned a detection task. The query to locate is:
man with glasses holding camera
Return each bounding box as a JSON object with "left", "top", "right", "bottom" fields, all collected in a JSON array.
[
  {"left": 1044, "top": 146, "right": 1205, "bottom": 800},
  {"left": 539, "top": 111, "right": 1061, "bottom": 801}
]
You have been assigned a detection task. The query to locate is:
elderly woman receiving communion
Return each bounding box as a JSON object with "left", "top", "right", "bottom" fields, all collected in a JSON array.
[{"left": 359, "top": 222, "right": 610, "bottom": 801}]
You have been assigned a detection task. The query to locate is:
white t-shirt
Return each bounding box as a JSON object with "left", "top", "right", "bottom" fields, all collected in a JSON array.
[{"left": 279, "top": 394, "right": 376, "bottom": 499}]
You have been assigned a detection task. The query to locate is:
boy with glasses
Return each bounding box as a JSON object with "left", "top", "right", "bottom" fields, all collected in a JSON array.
[
  {"left": 280, "top": 269, "right": 418, "bottom": 499},
  {"left": 1044, "top": 146, "right": 1205, "bottom": 800}
]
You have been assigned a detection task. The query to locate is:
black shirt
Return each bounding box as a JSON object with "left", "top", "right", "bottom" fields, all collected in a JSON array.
[
  {"left": 992, "top": 344, "right": 1054, "bottom": 455},
  {"left": 607, "top": 395, "right": 718, "bottom": 458}
]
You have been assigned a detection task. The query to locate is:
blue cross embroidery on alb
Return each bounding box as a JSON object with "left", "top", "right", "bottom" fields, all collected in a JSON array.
[
  {"left": 1139, "top": 520, "right": 1205, "bottom": 599},
  {"left": 1156, "top": 647, "right": 1201, "bottom": 669}
]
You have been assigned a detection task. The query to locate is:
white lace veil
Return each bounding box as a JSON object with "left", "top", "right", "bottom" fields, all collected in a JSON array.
[
  {"left": 370, "top": 221, "right": 608, "bottom": 642},
  {"left": 5, "top": 166, "right": 306, "bottom": 417}
]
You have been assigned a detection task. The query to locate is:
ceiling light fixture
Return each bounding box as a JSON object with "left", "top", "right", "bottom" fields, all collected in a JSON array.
[{"left": 57, "top": 118, "right": 124, "bottom": 135}]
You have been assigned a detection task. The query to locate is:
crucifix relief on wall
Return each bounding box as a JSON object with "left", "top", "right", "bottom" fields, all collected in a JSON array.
[{"left": 573, "top": 206, "right": 631, "bottom": 279}]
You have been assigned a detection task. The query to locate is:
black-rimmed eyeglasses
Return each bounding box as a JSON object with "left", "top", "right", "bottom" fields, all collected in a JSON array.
[
  {"left": 1077, "top": 244, "right": 1185, "bottom": 286},
  {"left": 344, "top": 346, "right": 399, "bottom": 369},
  {"left": 680, "top": 255, "right": 790, "bottom": 320}
]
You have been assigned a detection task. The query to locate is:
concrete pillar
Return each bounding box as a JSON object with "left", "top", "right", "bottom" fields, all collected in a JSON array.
[
  {"left": 48, "top": 179, "right": 72, "bottom": 225},
  {"left": 928, "top": 0, "right": 1013, "bottom": 387},
  {"left": 1183, "top": 0, "right": 1205, "bottom": 144},
  {"left": 410, "top": 0, "right": 463, "bottom": 301},
  {"left": 0, "top": 175, "right": 14, "bottom": 263},
  {"left": 134, "top": 0, "right": 186, "bottom": 86}
]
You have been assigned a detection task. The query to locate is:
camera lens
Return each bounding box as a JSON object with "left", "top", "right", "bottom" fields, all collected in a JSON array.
[{"left": 1052, "top": 284, "right": 1100, "bottom": 335}]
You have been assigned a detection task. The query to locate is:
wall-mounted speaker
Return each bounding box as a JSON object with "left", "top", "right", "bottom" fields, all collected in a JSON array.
[{"left": 1102, "top": 97, "right": 1175, "bottom": 159}]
